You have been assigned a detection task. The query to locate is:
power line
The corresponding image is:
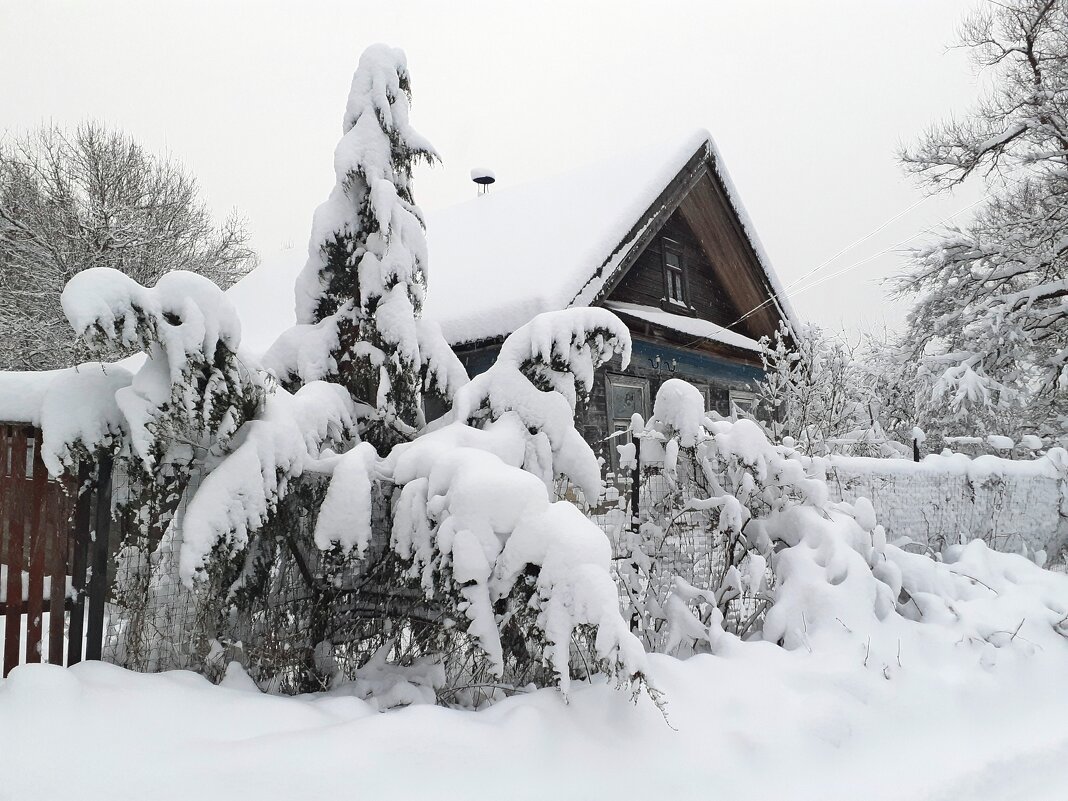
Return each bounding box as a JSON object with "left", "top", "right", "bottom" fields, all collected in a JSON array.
[
  {"left": 781, "top": 193, "right": 931, "bottom": 296},
  {"left": 787, "top": 193, "right": 990, "bottom": 300},
  {"left": 678, "top": 192, "right": 990, "bottom": 349}
]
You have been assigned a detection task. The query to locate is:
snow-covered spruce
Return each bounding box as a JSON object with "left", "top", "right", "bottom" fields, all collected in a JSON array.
[
  {"left": 61, "top": 267, "right": 264, "bottom": 474},
  {"left": 451, "top": 308, "right": 632, "bottom": 500},
  {"left": 313, "top": 307, "right": 647, "bottom": 696},
  {"left": 55, "top": 267, "right": 270, "bottom": 556},
  {"left": 277, "top": 43, "right": 444, "bottom": 452},
  {"left": 56, "top": 267, "right": 361, "bottom": 578},
  {"left": 178, "top": 382, "right": 357, "bottom": 582}
]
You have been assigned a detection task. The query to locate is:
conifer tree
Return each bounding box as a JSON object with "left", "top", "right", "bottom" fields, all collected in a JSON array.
[{"left": 292, "top": 44, "right": 438, "bottom": 451}]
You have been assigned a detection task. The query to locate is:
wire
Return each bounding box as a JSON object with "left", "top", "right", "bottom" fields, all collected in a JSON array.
[
  {"left": 677, "top": 192, "right": 991, "bottom": 348},
  {"left": 781, "top": 193, "right": 931, "bottom": 296},
  {"left": 787, "top": 193, "right": 990, "bottom": 300}
]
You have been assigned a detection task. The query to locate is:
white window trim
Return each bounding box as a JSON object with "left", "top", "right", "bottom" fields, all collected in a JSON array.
[
  {"left": 605, "top": 374, "right": 649, "bottom": 474},
  {"left": 728, "top": 389, "right": 757, "bottom": 419}
]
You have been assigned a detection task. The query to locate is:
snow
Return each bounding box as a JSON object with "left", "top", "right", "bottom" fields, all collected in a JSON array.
[
  {"left": 421, "top": 131, "right": 710, "bottom": 345},
  {"left": 814, "top": 448, "right": 1068, "bottom": 483},
  {"left": 651, "top": 378, "right": 706, "bottom": 447},
  {"left": 225, "top": 129, "right": 792, "bottom": 355},
  {"left": 179, "top": 382, "right": 356, "bottom": 583},
  {"left": 313, "top": 441, "right": 378, "bottom": 553},
  {"left": 987, "top": 434, "right": 1015, "bottom": 451},
  {"left": 39, "top": 363, "right": 131, "bottom": 475},
  {"left": 452, "top": 307, "right": 630, "bottom": 500},
  {"left": 4, "top": 635, "right": 1068, "bottom": 800},
  {"left": 1021, "top": 434, "right": 1045, "bottom": 450},
  {"left": 261, "top": 314, "right": 342, "bottom": 386},
  {"left": 63, "top": 268, "right": 242, "bottom": 365},
  {"left": 0, "top": 566, "right": 72, "bottom": 604},
  {"left": 0, "top": 369, "right": 65, "bottom": 425},
  {"left": 605, "top": 301, "right": 763, "bottom": 352}
]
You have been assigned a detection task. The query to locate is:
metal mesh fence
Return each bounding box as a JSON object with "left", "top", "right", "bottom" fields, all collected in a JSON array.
[
  {"left": 103, "top": 463, "right": 222, "bottom": 676},
  {"left": 557, "top": 449, "right": 769, "bottom": 654},
  {"left": 100, "top": 466, "right": 510, "bottom": 695}
]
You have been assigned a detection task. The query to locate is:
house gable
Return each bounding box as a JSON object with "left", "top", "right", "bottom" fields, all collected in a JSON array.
[
  {"left": 592, "top": 153, "right": 787, "bottom": 351},
  {"left": 676, "top": 167, "right": 784, "bottom": 342},
  {"left": 605, "top": 209, "right": 747, "bottom": 333}
]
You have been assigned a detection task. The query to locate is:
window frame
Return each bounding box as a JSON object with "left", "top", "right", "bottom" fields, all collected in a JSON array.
[
  {"left": 660, "top": 236, "right": 689, "bottom": 308},
  {"left": 728, "top": 388, "right": 757, "bottom": 420},
  {"left": 605, "top": 373, "right": 650, "bottom": 476}
]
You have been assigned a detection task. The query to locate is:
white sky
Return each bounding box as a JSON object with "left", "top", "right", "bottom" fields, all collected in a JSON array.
[{"left": 0, "top": 0, "right": 988, "bottom": 336}]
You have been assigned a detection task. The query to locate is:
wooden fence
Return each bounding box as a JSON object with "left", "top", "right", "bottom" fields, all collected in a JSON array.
[{"left": 0, "top": 423, "right": 113, "bottom": 677}]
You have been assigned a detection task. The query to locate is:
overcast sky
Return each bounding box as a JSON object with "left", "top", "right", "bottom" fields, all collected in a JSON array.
[{"left": 1, "top": 0, "right": 988, "bottom": 336}]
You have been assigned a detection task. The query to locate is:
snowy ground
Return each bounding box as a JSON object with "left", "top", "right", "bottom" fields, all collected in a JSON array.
[{"left": 2, "top": 641, "right": 1067, "bottom": 801}]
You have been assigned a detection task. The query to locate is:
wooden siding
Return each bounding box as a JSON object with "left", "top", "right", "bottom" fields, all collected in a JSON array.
[
  {"left": 453, "top": 339, "right": 762, "bottom": 469},
  {"left": 451, "top": 140, "right": 784, "bottom": 460},
  {"left": 607, "top": 211, "right": 745, "bottom": 330},
  {"left": 676, "top": 169, "right": 782, "bottom": 342}
]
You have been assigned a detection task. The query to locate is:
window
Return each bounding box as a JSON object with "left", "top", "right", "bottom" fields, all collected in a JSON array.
[
  {"left": 605, "top": 374, "right": 650, "bottom": 475},
  {"left": 662, "top": 237, "right": 687, "bottom": 306},
  {"left": 729, "top": 389, "right": 757, "bottom": 420}
]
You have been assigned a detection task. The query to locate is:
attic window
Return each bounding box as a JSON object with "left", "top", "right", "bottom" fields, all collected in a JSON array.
[{"left": 662, "top": 237, "right": 687, "bottom": 306}]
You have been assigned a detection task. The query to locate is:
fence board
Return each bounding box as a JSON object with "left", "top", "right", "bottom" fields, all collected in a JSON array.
[
  {"left": 1, "top": 426, "right": 104, "bottom": 675},
  {"left": 3, "top": 427, "right": 27, "bottom": 677},
  {"left": 48, "top": 474, "right": 71, "bottom": 664},
  {"left": 67, "top": 463, "right": 93, "bottom": 666},
  {"left": 85, "top": 454, "right": 113, "bottom": 662},
  {"left": 0, "top": 426, "right": 11, "bottom": 675},
  {"left": 26, "top": 434, "right": 47, "bottom": 664}
]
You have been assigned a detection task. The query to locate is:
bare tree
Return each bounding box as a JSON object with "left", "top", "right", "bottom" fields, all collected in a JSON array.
[
  {"left": 896, "top": 0, "right": 1068, "bottom": 438},
  {"left": 0, "top": 122, "right": 256, "bottom": 370}
]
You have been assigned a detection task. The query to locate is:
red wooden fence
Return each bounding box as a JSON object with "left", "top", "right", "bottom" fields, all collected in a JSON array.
[{"left": 1, "top": 423, "right": 112, "bottom": 678}]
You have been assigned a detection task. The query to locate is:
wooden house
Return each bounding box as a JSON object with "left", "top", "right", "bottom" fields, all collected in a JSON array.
[{"left": 421, "top": 129, "right": 795, "bottom": 471}]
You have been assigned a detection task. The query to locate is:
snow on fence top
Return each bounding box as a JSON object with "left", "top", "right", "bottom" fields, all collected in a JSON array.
[
  {"left": 226, "top": 128, "right": 793, "bottom": 356},
  {"left": 0, "top": 370, "right": 67, "bottom": 425},
  {"left": 808, "top": 449, "right": 1068, "bottom": 560}
]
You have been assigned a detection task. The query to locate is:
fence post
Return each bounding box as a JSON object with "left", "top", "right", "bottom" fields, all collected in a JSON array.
[
  {"left": 84, "top": 454, "right": 113, "bottom": 661},
  {"left": 630, "top": 435, "right": 641, "bottom": 536}
]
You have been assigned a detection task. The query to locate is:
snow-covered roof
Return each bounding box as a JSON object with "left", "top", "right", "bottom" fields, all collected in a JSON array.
[
  {"left": 604, "top": 301, "right": 762, "bottom": 353},
  {"left": 422, "top": 128, "right": 792, "bottom": 345},
  {"left": 226, "top": 129, "right": 791, "bottom": 355}
]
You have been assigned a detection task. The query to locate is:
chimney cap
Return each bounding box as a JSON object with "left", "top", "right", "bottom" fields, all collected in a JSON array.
[{"left": 470, "top": 167, "right": 496, "bottom": 186}]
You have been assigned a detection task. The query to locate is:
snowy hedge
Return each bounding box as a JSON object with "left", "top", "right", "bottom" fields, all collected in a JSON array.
[{"left": 623, "top": 379, "right": 1068, "bottom": 677}]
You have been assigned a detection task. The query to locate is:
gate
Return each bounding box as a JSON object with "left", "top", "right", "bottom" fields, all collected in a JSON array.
[{"left": 1, "top": 423, "right": 113, "bottom": 677}]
